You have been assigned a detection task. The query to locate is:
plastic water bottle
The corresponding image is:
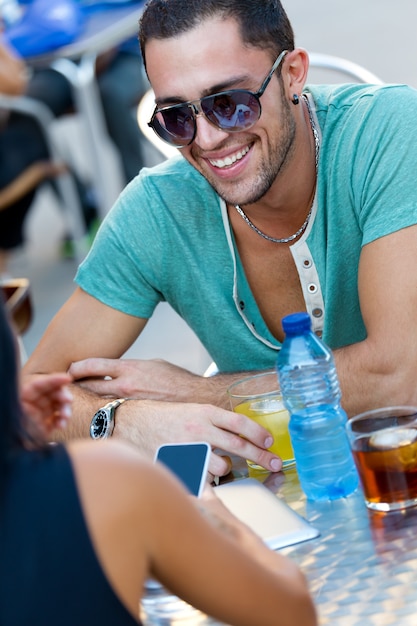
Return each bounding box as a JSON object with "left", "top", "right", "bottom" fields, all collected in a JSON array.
[{"left": 276, "top": 312, "right": 358, "bottom": 501}]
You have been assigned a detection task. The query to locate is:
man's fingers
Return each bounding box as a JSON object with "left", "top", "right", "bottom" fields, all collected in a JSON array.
[
  {"left": 202, "top": 420, "right": 281, "bottom": 473},
  {"left": 76, "top": 378, "right": 115, "bottom": 394},
  {"left": 208, "top": 452, "right": 234, "bottom": 478},
  {"left": 68, "top": 357, "right": 119, "bottom": 379}
]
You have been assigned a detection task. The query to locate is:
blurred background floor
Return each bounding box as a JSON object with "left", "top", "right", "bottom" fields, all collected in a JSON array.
[{"left": 10, "top": 0, "right": 417, "bottom": 372}]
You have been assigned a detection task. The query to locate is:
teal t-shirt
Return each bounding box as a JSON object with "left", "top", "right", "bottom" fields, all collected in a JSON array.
[{"left": 76, "top": 83, "right": 417, "bottom": 372}]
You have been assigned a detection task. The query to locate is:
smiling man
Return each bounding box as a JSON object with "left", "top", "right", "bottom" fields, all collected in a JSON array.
[{"left": 23, "top": 0, "right": 417, "bottom": 471}]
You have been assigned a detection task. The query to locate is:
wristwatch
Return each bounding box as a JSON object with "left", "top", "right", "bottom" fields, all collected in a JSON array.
[{"left": 89, "top": 398, "right": 127, "bottom": 439}]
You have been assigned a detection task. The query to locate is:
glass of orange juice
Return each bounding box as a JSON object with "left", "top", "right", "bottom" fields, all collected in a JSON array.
[{"left": 227, "top": 371, "right": 295, "bottom": 471}]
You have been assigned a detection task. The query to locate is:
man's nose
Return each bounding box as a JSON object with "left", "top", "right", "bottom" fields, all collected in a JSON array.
[{"left": 193, "top": 113, "right": 229, "bottom": 149}]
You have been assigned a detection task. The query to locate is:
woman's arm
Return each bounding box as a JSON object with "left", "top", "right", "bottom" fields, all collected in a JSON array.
[
  {"left": 70, "top": 440, "right": 317, "bottom": 626},
  {"left": 147, "top": 477, "right": 316, "bottom": 626}
]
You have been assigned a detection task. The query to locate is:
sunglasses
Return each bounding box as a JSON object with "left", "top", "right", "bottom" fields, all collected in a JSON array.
[{"left": 148, "top": 49, "right": 288, "bottom": 148}]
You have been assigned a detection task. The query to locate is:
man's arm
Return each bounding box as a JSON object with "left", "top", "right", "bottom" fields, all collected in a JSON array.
[
  {"left": 23, "top": 286, "right": 147, "bottom": 373},
  {"left": 23, "top": 287, "right": 281, "bottom": 476},
  {"left": 68, "top": 356, "right": 260, "bottom": 409},
  {"left": 334, "top": 225, "right": 417, "bottom": 417},
  {"left": 48, "top": 388, "right": 281, "bottom": 477},
  {"left": 22, "top": 284, "right": 147, "bottom": 436},
  {"left": 23, "top": 286, "right": 255, "bottom": 409}
]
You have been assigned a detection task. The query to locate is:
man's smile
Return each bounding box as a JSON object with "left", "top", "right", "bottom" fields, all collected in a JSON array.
[{"left": 208, "top": 145, "right": 251, "bottom": 169}]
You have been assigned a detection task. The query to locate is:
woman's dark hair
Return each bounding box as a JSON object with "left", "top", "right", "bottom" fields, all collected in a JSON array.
[
  {"left": 0, "top": 298, "right": 26, "bottom": 481},
  {"left": 139, "top": 0, "right": 295, "bottom": 72}
]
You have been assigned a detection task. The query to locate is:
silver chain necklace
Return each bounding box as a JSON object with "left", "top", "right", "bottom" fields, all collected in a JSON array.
[{"left": 235, "top": 94, "right": 320, "bottom": 244}]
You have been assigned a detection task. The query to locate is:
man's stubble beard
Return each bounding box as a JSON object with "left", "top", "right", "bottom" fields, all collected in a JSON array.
[{"left": 192, "top": 90, "right": 297, "bottom": 207}]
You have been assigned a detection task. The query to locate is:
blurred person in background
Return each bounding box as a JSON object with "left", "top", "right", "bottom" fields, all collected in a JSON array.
[
  {"left": 76, "top": 0, "right": 149, "bottom": 183},
  {"left": 0, "top": 39, "right": 64, "bottom": 276},
  {"left": 5, "top": 0, "right": 148, "bottom": 186},
  {"left": 92, "top": 33, "right": 148, "bottom": 184},
  {"left": 1, "top": 0, "right": 148, "bottom": 262}
]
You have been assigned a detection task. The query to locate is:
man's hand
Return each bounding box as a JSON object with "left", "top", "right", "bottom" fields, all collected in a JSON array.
[
  {"left": 20, "top": 373, "right": 73, "bottom": 435},
  {"left": 68, "top": 357, "right": 207, "bottom": 400},
  {"left": 66, "top": 357, "right": 282, "bottom": 476},
  {"left": 113, "top": 398, "right": 282, "bottom": 478},
  {"left": 68, "top": 357, "right": 260, "bottom": 409}
]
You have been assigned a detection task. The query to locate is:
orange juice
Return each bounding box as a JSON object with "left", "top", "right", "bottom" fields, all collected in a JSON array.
[{"left": 234, "top": 395, "right": 295, "bottom": 469}]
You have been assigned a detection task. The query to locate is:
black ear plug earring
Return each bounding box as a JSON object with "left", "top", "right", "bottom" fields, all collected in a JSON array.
[{"left": 292, "top": 94, "right": 300, "bottom": 105}]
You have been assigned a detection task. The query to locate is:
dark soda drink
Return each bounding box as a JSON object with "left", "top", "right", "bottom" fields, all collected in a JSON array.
[{"left": 352, "top": 427, "right": 417, "bottom": 511}]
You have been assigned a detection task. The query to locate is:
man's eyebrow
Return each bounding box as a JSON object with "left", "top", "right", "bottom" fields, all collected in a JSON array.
[{"left": 155, "top": 72, "right": 253, "bottom": 107}]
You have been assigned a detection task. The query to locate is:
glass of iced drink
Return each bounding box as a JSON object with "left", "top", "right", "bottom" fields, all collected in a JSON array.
[
  {"left": 227, "top": 371, "right": 295, "bottom": 471},
  {"left": 346, "top": 406, "right": 417, "bottom": 511}
]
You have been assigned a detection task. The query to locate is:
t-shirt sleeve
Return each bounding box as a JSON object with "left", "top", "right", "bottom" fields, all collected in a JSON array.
[
  {"left": 350, "top": 85, "right": 417, "bottom": 245},
  {"left": 75, "top": 171, "right": 168, "bottom": 319}
]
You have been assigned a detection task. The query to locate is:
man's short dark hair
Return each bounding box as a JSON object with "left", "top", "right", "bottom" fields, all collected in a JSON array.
[{"left": 139, "top": 0, "right": 294, "bottom": 72}]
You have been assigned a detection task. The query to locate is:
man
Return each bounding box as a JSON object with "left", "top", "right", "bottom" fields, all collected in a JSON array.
[{"left": 23, "top": 0, "right": 417, "bottom": 474}]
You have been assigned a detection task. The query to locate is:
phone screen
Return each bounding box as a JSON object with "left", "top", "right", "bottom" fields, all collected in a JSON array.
[{"left": 155, "top": 442, "right": 210, "bottom": 497}]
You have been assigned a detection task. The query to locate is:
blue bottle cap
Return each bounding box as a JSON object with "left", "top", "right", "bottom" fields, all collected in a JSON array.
[{"left": 282, "top": 312, "right": 311, "bottom": 334}]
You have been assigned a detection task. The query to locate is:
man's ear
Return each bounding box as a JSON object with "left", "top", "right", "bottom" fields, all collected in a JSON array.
[{"left": 281, "top": 48, "right": 309, "bottom": 99}]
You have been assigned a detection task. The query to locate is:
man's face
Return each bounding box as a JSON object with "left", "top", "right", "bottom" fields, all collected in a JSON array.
[{"left": 145, "top": 17, "right": 296, "bottom": 207}]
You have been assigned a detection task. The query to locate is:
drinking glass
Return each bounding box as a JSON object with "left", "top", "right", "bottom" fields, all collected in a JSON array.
[
  {"left": 346, "top": 406, "right": 417, "bottom": 511},
  {"left": 227, "top": 371, "right": 295, "bottom": 471}
]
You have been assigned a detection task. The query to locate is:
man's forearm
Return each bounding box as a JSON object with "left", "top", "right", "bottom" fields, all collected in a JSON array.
[
  {"left": 45, "top": 376, "right": 286, "bottom": 476},
  {"left": 50, "top": 374, "right": 239, "bottom": 443},
  {"left": 50, "top": 384, "right": 105, "bottom": 442},
  {"left": 334, "top": 340, "right": 417, "bottom": 418},
  {"left": 50, "top": 385, "right": 161, "bottom": 457}
]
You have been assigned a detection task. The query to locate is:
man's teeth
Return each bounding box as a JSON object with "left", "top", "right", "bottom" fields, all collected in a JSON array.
[{"left": 209, "top": 146, "right": 250, "bottom": 169}]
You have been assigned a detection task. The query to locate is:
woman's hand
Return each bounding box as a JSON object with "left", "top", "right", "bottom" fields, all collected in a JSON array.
[{"left": 20, "top": 373, "right": 73, "bottom": 434}]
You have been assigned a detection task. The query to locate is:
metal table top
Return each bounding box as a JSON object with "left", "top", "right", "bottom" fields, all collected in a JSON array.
[{"left": 141, "top": 464, "right": 417, "bottom": 626}]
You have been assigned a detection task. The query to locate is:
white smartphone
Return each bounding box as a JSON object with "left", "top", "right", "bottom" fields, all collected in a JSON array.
[{"left": 155, "top": 441, "right": 211, "bottom": 497}]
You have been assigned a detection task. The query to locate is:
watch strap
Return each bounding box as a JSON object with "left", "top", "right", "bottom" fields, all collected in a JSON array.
[{"left": 103, "top": 398, "right": 127, "bottom": 412}]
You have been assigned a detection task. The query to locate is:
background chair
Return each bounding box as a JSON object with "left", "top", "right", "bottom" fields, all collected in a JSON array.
[
  {"left": 1, "top": 276, "right": 32, "bottom": 362},
  {"left": 308, "top": 52, "right": 383, "bottom": 84},
  {"left": 1, "top": 277, "right": 32, "bottom": 336}
]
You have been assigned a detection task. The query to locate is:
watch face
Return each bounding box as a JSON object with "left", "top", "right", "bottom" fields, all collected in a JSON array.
[{"left": 90, "top": 409, "right": 112, "bottom": 439}]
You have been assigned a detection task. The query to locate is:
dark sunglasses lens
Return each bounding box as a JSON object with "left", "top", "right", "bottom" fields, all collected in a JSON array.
[
  {"left": 152, "top": 106, "right": 195, "bottom": 147},
  {"left": 202, "top": 91, "right": 260, "bottom": 130}
]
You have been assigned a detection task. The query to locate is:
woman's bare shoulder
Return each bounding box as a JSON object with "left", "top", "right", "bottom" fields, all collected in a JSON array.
[{"left": 66, "top": 438, "right": 162, "bottom": 496}]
